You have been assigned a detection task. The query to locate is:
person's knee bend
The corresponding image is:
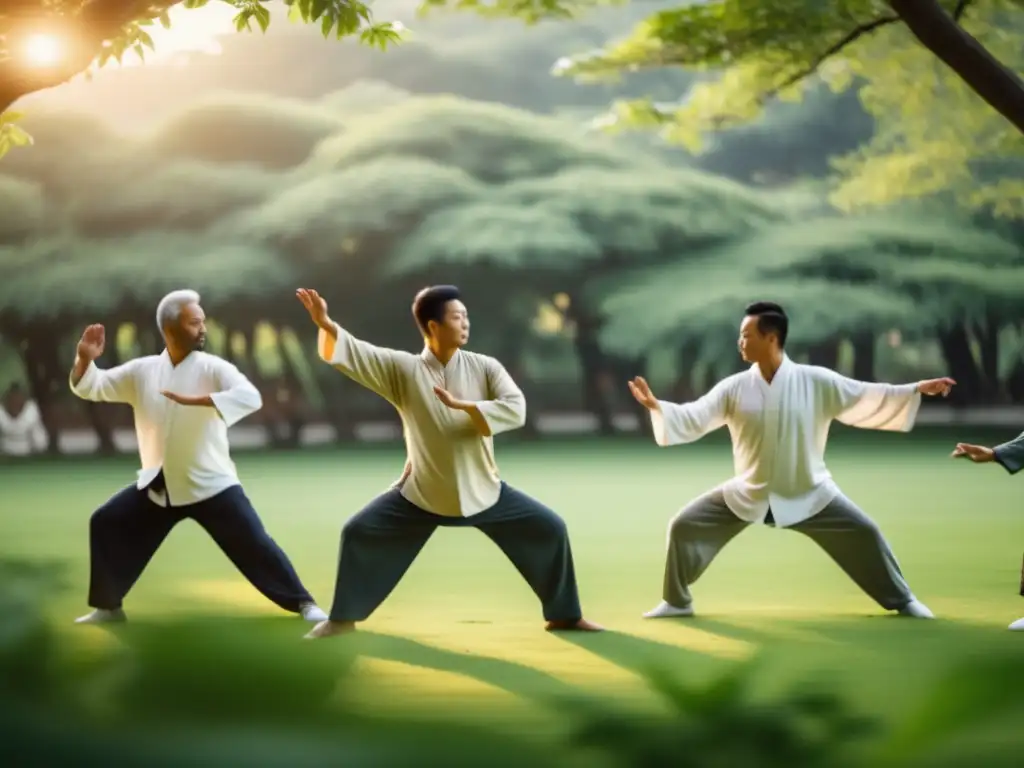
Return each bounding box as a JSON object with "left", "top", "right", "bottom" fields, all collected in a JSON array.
[
  {"left": 668, "top": 514, "right": 696, "bottom": 543},
  {"left": 89, "top": 505, "right": 117, "bottom": 535},
  {"left": 341, "top": 516, "right": 368, "bottom": 542}
]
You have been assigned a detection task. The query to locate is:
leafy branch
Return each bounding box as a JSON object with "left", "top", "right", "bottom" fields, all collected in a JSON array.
[{"left": 0, "top": 0, "right": 405, "bottom": 144}]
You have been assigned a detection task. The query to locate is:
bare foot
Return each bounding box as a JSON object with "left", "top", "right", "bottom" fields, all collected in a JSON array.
[
  {"left": 545, "top": 618, "right": 604, "bottom": 632},
  {"left": 303, "top": 619, "right": 356, "bottom": 639}
]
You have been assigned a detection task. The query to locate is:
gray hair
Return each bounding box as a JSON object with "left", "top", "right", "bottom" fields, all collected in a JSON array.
[{"left": 156, "top": 289, "right": 201, "bottom": 337}]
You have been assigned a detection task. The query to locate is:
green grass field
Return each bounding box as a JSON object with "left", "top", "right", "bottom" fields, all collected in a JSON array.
[{"left": 2, "top": 427, "right": 1023, "bottom": 759}]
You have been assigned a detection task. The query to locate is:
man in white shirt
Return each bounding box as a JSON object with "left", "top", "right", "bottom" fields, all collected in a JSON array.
[
  {"left": 0, "top": 383, "right": 49, "bottom": 456},
  {"left": 69, "top": 289, "right": 327, "bottom": 625},
  {"left": 950, "top": 433, "right": 1024, "bottom": 631},
  {"left": 296, "top": 285, "right": 602, "bottom": 638},
  {"left": 632, "top": 301, "right": 956, "bottom": 621}
]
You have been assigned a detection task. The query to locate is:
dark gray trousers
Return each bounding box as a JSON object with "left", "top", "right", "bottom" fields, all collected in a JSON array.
[
  {"left": 88, "top": 476, "right": 315, "bottom": 613},
  {"left": 329, "top": 482, "right": 582, "bottom": 623},
  {"left": 663, "top": 489, "right": 915, "bottom": 611}
]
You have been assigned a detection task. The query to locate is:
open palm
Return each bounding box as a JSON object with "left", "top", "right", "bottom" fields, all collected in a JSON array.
[
  {"left": 295, "top": 288, "right": 330, "bottom": 329},
  {"left": 627, "top": 376, "right": 660, "bottom": 411},
  {"left": 77, "top": 324, "right": 105, "bottom": 361}
]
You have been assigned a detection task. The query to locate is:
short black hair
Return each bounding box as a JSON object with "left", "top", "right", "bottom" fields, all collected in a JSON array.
[
  {"left": 744, "top": 301, "right": 788, "bottom": 348},
  {"left": 412, "top": 285, "right": 461, "bottom": 336}
]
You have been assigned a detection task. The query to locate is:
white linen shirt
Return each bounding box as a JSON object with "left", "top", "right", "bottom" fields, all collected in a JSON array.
[
  {"left": 0, "top": 399, "right": 48, "bottom": 456},
  {"left": 69, "top": 351, "right": 262, "bottom": 506},
  {"left": 651, "top": 355, "right": 921, "bottom": 527},
  {"left": 318, "top": 323, "right": 526, "bottom": 517}
]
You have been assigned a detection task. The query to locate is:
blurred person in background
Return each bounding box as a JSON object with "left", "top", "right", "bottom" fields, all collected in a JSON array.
[{"left": 0, "top": 383, "right": 49, "bottom": 456}]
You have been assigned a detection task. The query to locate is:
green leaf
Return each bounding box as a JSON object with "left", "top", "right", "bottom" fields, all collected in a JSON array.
[
  {"left": 233, "top": 10, "right": 253, "bottom": 32},
  {"left": 183, "top": 0, "right": 210, "bottom": 7},
  {"left": 310, "top": 0, "right": 329, "bottom": 21},
  {"left": 159, "top": 11, "right": 172, "bottom": 29},
  {"left": 253, "top": 3, "right": 272, "bottom": 33},
  {"left": 321, "top": 13, "right": 333, "bottom": 37}
]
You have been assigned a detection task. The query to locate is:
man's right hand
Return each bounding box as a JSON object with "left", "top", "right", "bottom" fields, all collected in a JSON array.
[
  {"left": 627, "top": 376, "right": 661, "bottom": 411},
  {"left": 951, "top": 443, "right": 995, "bottom": 463},
  {"left": 296, "top": 288, "right": 333, "bottom": 331},
  {"left": 77, "top": 324, "right": 106, "bottom": 362}
]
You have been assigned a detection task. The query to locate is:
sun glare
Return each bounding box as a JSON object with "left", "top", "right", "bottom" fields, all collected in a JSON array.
[{"left": 22, "top": 34, "right": 64, "bottom": 67}]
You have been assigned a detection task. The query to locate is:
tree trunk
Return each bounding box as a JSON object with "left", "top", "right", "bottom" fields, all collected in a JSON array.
[
  {"left": 852, "top": 333, "right": 876, "bottom": 382},
  {"left": 888, "top": 0, "right": 1024, "bottom": 136},
  {"left": 937, "top": 324, "right": 983, "bottom": 405},
  {"left": 569, "top": 309, "right": 615, "bottom": 436},
  {"left": 674, "top": 339, "right": 702, "bottom": 401},
  {"left": 973, "top": 313, "right": 1001, "bottom": 403},
  {"left": 807, "top": 339, "right": 841, "bottom": 370}
]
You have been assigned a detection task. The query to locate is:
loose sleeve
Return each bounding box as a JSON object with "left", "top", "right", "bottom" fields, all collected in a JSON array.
[
  {"left": 993, "top": 432, "right": 1024, "bottom": 475},
  {"left": 650, "top": 380, "right": 730, "bottom": 446},
  {"left": 318, "top": 322, "right": 403, "bottom": 406},
  {"left": 474, "top": 357, "right": 527, "bottom": 436},
  {"left": 70, "top": 360, "right": 139, "bottom": 405},
  {"left": 209, "top": 359, "right": 263, "bottom": 428},
  {"left": 822, "top": 370, "right": 921, "bottom": 432}
]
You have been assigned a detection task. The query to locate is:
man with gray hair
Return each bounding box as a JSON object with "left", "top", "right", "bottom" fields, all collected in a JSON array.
[{"left": 69, "top": 289, "right": 326, "bottom": 624}]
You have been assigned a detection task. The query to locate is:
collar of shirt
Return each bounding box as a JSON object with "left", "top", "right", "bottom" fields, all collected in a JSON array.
[
  {"left": 420, "top": 347, "right": 461, "bottom": 373},
  {"left": 750, "top": 354, "right": 792, "bottom": 388}
]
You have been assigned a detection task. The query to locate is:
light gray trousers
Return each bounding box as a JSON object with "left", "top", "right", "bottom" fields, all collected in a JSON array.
[{"left": 663, "top": 489, "right": 914, "bottom": 611}]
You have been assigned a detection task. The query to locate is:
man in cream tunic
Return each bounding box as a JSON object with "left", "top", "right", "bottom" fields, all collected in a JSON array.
[
  {"left": 633, "top": 301, "right": 956, "bottom": 621},
  {"left": 297, "top": 285, "right": 601, "bottom": 638},
  {"left": 69, "top": 289, "right": 326, "bottom": 625},
  {"left": 950, "top": 432, "right": 1024, "bottom": 631}
]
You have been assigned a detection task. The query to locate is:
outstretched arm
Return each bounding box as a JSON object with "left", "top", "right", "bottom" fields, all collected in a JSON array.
[
  {"left": 629, "top": 376, "right": 730, "bottom": 446},
  {"left": 298, "top": 288, "right": 404, "bottom": 405},
  {"left": 822, "top": 371, "right": 953, "bottom": 432},
  {"left": 953, "top": 432, "right": 1024, "bottom": 474}
]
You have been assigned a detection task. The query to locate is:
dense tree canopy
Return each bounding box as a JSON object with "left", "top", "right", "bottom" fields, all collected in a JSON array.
[
  {"left": 424, "top": 0, "right": 1024, "bottom": 216},
  {"left": 598, "top": 212, "right": 1024, "bottom": 399}
]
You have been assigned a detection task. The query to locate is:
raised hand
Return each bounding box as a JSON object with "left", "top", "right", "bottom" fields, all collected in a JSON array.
[
  {"left": 951, "top": 443, "right": 995, "bottom": 463},
  {"left": 295, "top": 288, "right": 331, "bottom": 330},
  {"left": 627, "top": 376, "right": 660, "bottom": 411},
  {"left": 77, "top": 324, "right": 106, "bottom": 361},
  {"left": 917, "top": 377, "right": 956, "bottom": 397}
]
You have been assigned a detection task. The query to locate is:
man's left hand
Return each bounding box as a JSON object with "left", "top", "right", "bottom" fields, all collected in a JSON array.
[
  {"left": 433, "top": 386, "right": 468, "bottom": 411},
  {"left": 917, "top": 377, "right": 956, "bottom": 397},
  {"left": 161, "top": 391, "right": 205, "bottom": 406}
]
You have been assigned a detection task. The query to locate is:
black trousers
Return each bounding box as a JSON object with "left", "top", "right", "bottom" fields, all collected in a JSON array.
[
  {"left": 329, "top": 482, "right": 583, "bottom": 623},
  {"left": 87, "top": 474, "right": 314, "bottom": 613}
]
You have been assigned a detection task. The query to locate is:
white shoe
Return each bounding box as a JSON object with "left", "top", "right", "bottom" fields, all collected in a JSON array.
[
  {"left": 643, "top": 601, "right": 695, "bottom": 619},
  {"left": 1009, "top": 617, "right": 1024, "bottom": 631},
  {"left": 897, "top": 599, "right": 934, "bottom": 619},
  {"left": 299, "top": 602, "right": 328, "bottom": 622},
  {"left": 75, "top": 608, "right": 127, "bottom": 624},
  {"left": 303, "top": 619, "right": 355, "bottom": 639}
]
